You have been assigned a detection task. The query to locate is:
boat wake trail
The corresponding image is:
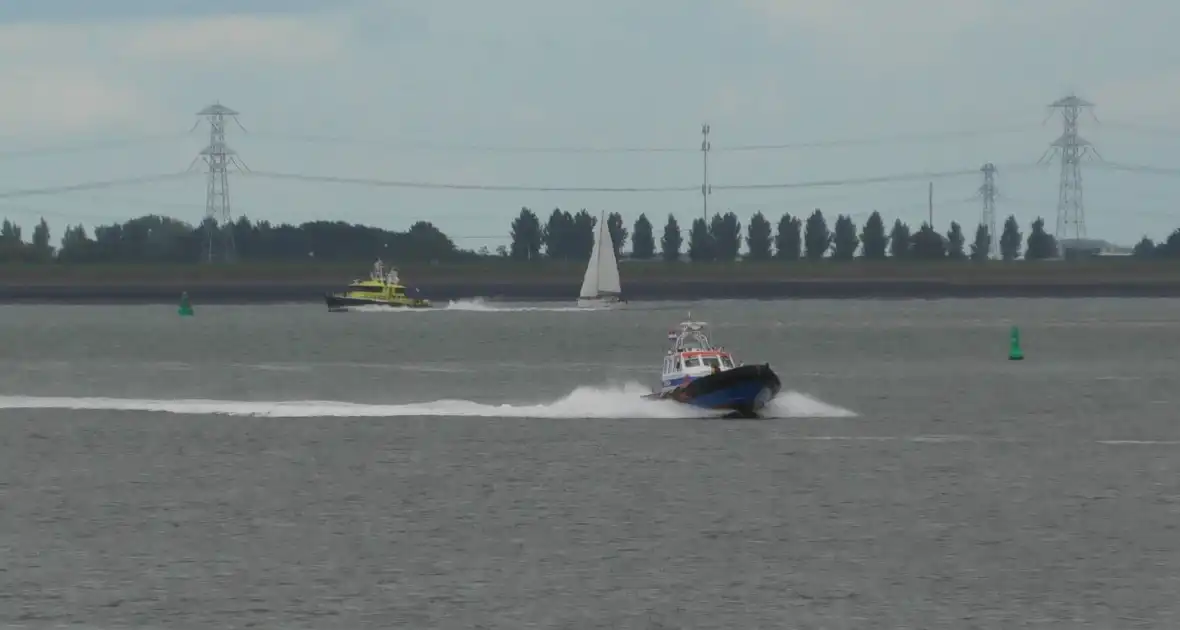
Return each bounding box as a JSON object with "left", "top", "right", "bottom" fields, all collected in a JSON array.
[
  {"left": 444, "top": 298, "right": 605, "bottom": 312},
  {"left": 0, "top": 384, "right": 855, "bottom": 419},
  {"left": 339, "top": 304, "right": 434, "bottom": 313},
  {"left": 340, "top": 298, "right": 607, "bottom": 312}
]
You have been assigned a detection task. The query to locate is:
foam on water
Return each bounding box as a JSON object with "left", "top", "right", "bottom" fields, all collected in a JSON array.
[
  {"left": 444, "top": 298, "right": 605, "bottom": 312},
  {"left": 0, "top": 383, "right": 856, "bottom": 419},
  {"left": 341, "top": 304, "right": 432, "bottom": 313},
  {"left": 341, "top": 299, "right": 602, "bottom": 313}
]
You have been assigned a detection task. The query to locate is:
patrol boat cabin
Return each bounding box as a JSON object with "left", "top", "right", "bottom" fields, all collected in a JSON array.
[{"left": 659, "top": 321, "right": 738, "bottom": 392}]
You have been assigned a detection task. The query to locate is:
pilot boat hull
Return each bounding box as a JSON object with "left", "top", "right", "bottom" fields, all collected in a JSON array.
[
  {"left": 324, "top": 294, "right": 432, "bottom": 311},
  {"left": 650, "top": 364, "right": 781, "bottom": 418}
]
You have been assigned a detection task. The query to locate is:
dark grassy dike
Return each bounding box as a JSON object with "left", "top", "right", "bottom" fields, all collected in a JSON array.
[{"left": 2, "top": 260, "right": 1180, "bottom": 303}]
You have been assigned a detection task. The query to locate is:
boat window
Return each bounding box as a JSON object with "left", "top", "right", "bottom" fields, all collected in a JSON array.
[
  {"left": 720, "top": 356, "right": 734, "bottom": 368},
  {"left": 674, "top": 358, "right": 682, "bottom": 370},
  {"left": 680, "top": 337, "right": 709, "bottom": 351},
  {"left": 348, "top": 285, "right": 382, "bottom": 293},
  {"left": 683, "top": 357, "right": 701, "bottom": 367},
  {"left": 702, "top": 357, "right": 721, "bottom": 369}
]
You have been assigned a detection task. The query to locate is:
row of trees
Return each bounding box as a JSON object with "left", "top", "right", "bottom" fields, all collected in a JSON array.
[
  {"left": 1, "top": 209, "right": 1179, "bottom": 264},
  {"left": 0, "top": 215, "right": 467, "bottom": 264},
  {"left": 508, "top": 207, "right": 1178, "bottom": 262}
]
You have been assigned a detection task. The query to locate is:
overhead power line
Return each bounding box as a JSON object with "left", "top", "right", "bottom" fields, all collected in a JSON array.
[
  {"left": 4, "top": 119, "right": 1172, "bottom": 164},
  {"left": 242, "top": 124, "right": 1034, "bottom": 155},
  {"left": 0, "top": 163, "right": 1051, "bottom": 202},
  {"left": 239, "top": 165, "right": 1041, "bottom": 194},
  {"left": 0, "top": 134, "right": 193, "bottom": 161},
  {"left": 0, "top": 172, "right": 196, "bottom": 200},
  {"left": 709, "top": 126, "right": 1036, "bottom": 152},
  {"left": 711, "top": 168, "right": 981, "bottom": 191},
  {"left": 1093, "top": 161, "right": 1180, "bottom": 176},
  {"left": 711, "top": 163, "right": 1044, "bottom": 191},
  {"left": 1091, "top": 120, "right": 1180, "bottom": 136},
  {"left": 242, "top": 170, "right": 698, "bottom": 192},
  {"left": 245, "top": 133, "right": 692, "bottom": 154}
]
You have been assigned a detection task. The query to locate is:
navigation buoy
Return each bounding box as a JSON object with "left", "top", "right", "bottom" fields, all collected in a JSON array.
[
  {"left": 178, "top": 292, "right": 194, "bottom": 317},
  {"left": 1008, "top": 325, "right": 1023, "bottom": 361}
]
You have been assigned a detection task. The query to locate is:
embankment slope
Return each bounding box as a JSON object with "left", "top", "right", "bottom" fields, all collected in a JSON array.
[{"left": 2, "top": 260, "right": 1179, "bottom": 303}]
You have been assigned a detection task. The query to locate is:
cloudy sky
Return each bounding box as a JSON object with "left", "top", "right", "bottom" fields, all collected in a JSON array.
[{"left": 1, "top": 0, "right": 1179, "bottom": 250}]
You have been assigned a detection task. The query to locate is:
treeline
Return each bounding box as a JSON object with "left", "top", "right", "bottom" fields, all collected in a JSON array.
[
  {"left": 507, "top": 207, "right": 1180, "bottom": 262},
  {"left": 0, "top": 215, "right": 468, "bottom": 264},
  {"left": 2, "top": 208, "right": 1179, "bottom": 265},
  {"left": 1132, "top": 232, "right": 1180, "bottom": 259}
]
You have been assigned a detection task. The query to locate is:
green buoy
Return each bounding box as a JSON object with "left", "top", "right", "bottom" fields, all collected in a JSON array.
[
  {"left": 1008, "top": 325, "right": 1023, "bottom": 361},
  {"left": 178, "top": 292, "right": 194, "bottom": 317}
]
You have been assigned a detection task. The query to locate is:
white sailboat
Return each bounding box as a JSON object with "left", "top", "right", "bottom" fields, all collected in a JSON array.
[{"left": 576, "top": 212, "right": 625, "bottom": 308}]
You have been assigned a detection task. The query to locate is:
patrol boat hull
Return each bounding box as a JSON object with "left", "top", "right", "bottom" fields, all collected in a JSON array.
[
  {"left": 650, "top": 364, "right": 781, "bottom": 418},
  {"left": 324, "top": 294, "right": 431, "bottom": 311}
]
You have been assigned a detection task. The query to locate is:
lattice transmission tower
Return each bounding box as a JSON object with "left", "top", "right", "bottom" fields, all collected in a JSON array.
[
  {"left": 1041, "top": 94, "right": 1098, "bottom": 251},
  {"left": 700, "top": 123, "right": 711, "bottom": 223},
  {"left": 979, "top": 163, "right": 998, "bottom": 259},
  {"left": 191, "top": 103, "right": 249, "bottom": 263}
]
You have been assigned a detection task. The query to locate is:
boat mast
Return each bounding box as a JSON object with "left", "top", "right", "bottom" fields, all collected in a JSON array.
[{"left": 597, "top": 211, "right": 607, "bottom": 296}]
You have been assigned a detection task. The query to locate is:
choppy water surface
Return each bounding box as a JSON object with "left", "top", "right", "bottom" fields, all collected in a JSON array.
[{"left": 1, "top": 298, "right": 1178, "bottom": 628}]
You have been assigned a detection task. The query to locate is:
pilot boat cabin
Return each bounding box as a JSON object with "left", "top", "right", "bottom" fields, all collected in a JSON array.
[
  {"left": 660, "top": 322, "right": 738, "bottom": 389},
  {"left": 346, "top": 280, "right": 410, "bottom": 300},
  {"left": 344, "top": 260, "right": 414, "bottom": 301}
]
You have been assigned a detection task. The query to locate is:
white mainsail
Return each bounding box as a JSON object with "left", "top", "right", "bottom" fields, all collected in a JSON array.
[
  {"left": 595, "top": 214, "right": 622, "bottom": 295},
  {"left": 578, "top": 212, "right": 622, "bottom": 299}
]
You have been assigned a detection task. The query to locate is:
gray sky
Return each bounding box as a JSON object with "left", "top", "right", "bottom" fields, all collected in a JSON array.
[{"left": 1, "top": 0, "right": 1179, "bottom": 250}]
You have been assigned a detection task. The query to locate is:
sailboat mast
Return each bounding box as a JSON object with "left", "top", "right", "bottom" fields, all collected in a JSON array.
[{"left": 597, "top": 211, "right": 607, "bottom": 282}]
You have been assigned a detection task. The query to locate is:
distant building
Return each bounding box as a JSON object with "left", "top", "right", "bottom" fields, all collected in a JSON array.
[{"left": 1059, "top": 238, "right": 1132, "bottom": 259}]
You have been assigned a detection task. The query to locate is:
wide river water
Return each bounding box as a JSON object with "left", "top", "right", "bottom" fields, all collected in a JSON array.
[{"left": 1, "top": 298, "right": 1177, "bottom": 628}]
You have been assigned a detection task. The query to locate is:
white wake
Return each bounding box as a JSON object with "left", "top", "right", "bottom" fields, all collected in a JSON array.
[
  {"left": 0, "top": 383, "right": 855, "bottom": 419},
  {"left": 339, "top": 304, "right": 433, "bottom": 313},
  {"left": 443, "top": 298, "right": 605, "bottom": 312},
  {"left": 339, "top": 298, "right": 609, "bottom": 312}
]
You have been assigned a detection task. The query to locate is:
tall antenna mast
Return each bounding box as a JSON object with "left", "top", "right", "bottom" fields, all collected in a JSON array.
[
  {"left": 193, "top": 103, "right": 248, "bottom": 263},
  {"left": 1044, "top": 94, "right": 1097, "bottom": 254},
  {"left": 700, "top": 123, "right": 711, "bottom": 223},
  {"left": 927, "top": 181, "right": 933, "bottom": 226},
  {"left": 980, "top": 163, "right": 998, "bottom": 259}
]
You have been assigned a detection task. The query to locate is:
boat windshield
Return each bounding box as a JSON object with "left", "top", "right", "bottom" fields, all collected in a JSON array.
[
  {"left": 348, "top": 284, "right": 382, "bottom": 293},
  {"left": 676, "top": 333, "right": 712, "bottom": 351},
  {"left": 701, "top": 356, "right": 722, "bottom": 370}
]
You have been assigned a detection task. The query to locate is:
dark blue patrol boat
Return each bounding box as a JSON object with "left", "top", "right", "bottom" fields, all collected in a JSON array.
[{"left": 642, "top": 319, "right": 781, "bottom": 419}]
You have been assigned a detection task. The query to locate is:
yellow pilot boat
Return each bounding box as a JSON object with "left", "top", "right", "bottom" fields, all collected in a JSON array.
[{"left": 324, "top": 259, "right": 432, "bottom": 311}]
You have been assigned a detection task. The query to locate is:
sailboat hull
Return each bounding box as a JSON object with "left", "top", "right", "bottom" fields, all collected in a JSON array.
[{"left": 576, "top": 295, "right": 625, "bottom": 308}]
